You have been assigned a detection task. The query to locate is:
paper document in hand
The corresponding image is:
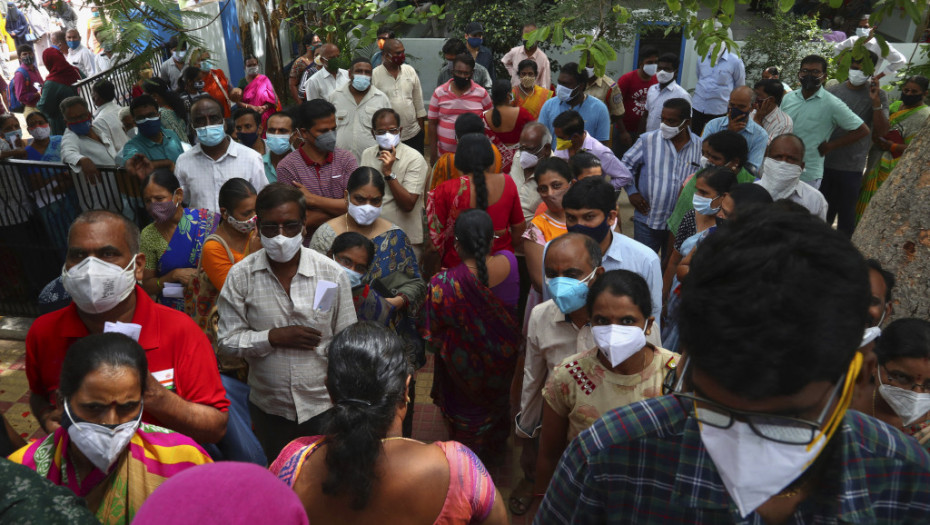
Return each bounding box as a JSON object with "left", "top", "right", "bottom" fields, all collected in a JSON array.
[{"left": 313, "top": 280, "right": 339, "bottom": 311}]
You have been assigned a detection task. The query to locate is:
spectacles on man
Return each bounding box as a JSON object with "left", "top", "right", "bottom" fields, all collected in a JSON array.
[
  {"left": 374, "top": 127, "right": 401, "bottom": 136},
  {"left": 258, "top": 221, "right": 303, "bottom": 238}
]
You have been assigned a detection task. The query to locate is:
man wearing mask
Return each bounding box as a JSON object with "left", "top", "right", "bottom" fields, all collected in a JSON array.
[
  {"left": 538, "top": 62, "right": 611, "bottom": 148},
  {"left": 372, "top": 38, "right": 427, "bottom": 153},
  {"left": 12, "top": 45, "right": 44, "bottom": 115},
  {"left": 60, "top": 96, "right": 121, "bottom": 212},
  {"left": 174, "top": 97, "right": 267, "bottom": 211},
  {"left": 463, "top": 21, "right": 495, "bottom": 81},
  {"left": 232, "top": 106, "right": 275, "bottom": 181},
  {"left": 217, "top": 183, "right": 357, "bottom": 460},
  {"left": 289, "top": 32, "right": 322, "bottom": 103},
  {"left": 427, "top": 53, "right": 492, "bottom": 162},
  {"left": 641, "top": 53, "right": 690, "bottom": 132},
  {"left": 780, "top": 55, "right": 868, "bottom": 190},
  {"left": 327, "top": 57, "right": 392, "bottom": 162},
  {"left": 552, "top": 110, "right": 632, "bottom": 191},
  {"left": 537, "top": 204, "right": 930, "bottom": 523},
  {"left": 263, "top": 111, "right": 298, "bottom": 183},
  {"left": 158, "top": 35, "right": 187, "bottom": 91},
  {"left": 822, "top": 53, "right": 889, "bottom": 237},
  {"left": 436, "top": 38, "right": 493, "bottom": 91},
  {"left": 277, "top": 99, "right": 358, "bottom": 240},
  {"left": 755, "top": 134, "right": 827, "bottom": 219},
  {"left": 622, "top": 97, "right": 703, "bottom": 257},
  {"left": 304, "top": 43, "right": 349, "bottom": 101},
  {"left": 369, "top": 25, "right": 394, "bottom": 68},
  {"left": 691, "top": 46, "right": 745, "bottom": 135},
  {"left": 64, "top": 28, "right": 95, "bottom": 77},
  {"left": 616, "top": 47, "right": 658, "bottom": 149},
  {"left": 120, "top": 94, "right": 187, "bottom": 179},
  {"left": 26, "top": 210, "right": 230, "bottom": 445},
  {"left": 502, "top": 23, "right": 551, "bottom": 89},
  {"left": 834, "top": 14, "right": 907, "bottom": 80},
  {"left": 700, "top": 86, "right": 769, "bottom": 172},
  {"left": 510, "top": 121, "right": 553, "bottom": 222}
]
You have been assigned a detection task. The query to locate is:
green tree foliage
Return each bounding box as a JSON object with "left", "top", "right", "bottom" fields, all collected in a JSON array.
[{"left": 739, "top": 12, "right": 833, "bottom": 87}]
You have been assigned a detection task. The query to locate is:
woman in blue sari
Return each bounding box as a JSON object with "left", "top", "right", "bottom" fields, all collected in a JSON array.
[{"left": 139, "top": 169, "right": 221, "bottom": 310}]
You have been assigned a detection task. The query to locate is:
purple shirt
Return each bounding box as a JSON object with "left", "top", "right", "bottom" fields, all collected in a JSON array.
[
  {"left": 554, "top": 132, "right": 633, "bottom": 190},
  {"left": 14, "top": 66, "right": 43, "bottom": 107}
]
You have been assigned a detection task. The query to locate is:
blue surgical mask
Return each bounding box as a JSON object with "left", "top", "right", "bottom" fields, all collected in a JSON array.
[
  {"left": 692, "top": 193, "right": 719, "bottom": 216},
  {"left": 352, "top": 74, "right": 371, "bottom": 91},
  {"left": 343, "top": 266, "right": 363, "bottom": 288},
  {"left": 547, "top": 268, "right": 598, "bottom": 314},
  {"left": 66, "top": 40, "right": 80, "bottom": 50},
  {"left": 68, "top": 119, "right": 92, "bottom": 136},
  {"left": 4, "top": 129, "right": 22, "bottom": 144},
  {"left": 136, "top": 117, "right": 162, "bottom": 138},
  {"left": 196, "top": 124, "right": 225, "bottom": 147},
  {"left": 556, "top": 84, "right": 576, "bottom": 103},
  {"left": 200, "top": 60, "right": 213, "bottom": 71},
  {"left": 266, "top": 133, "right": 292, "bottom": 155}
]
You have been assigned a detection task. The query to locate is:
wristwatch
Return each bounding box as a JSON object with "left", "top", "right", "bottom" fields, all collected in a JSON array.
[{"left": 384, "top": 172, "right": 397, "bottom": 181}]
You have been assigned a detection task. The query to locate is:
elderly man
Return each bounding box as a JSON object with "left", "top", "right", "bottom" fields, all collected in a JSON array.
[
  {"left": 327, "top": 57, "right": 392, "bottom": 162},
  {"left": 64, "top": 28, "right": 95, "bottom": 77},
  {"left": 26, "top": 210, "right": 229, "bottom": 444},
  {"left": 304, "top": 43, "right": 349, "bottom": 101},
  {"left": 427, "top": 53, "right": 492, "bottom": 162},
  {"left": 174, "top": 97, "right": 267, "bottom": 211},
  {"left": 218, "top": 183, "right": 357, "bottom": 460},
  {"left": 60, "top": 96, "right": 121, "bottom": 212},
  {"left": 509, "top": 121, "right": 553, "bottom": 222},
  {"left": 755, "top": 134, "right": 827, "bottom": 220},
  {"left": 701, "top": 86, "right": 769, "bottom": 171},
  {"left": 372, "top": 38, "right": 427, "bottom": 153},
  {"left": 751, "top": 78, "right": 794, "bottom": 143}
]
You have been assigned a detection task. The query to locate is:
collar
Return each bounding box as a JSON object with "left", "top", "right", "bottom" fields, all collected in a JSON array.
[
  {"left": 604, "top": 230, "right": 625, "bottom": 264},
  {"left": 59, "top": 285, "right": 159, "bottom": 351},
  {"left": 252, "top": 247, "right": 313, "bottom": 277},
  {"left": 322, "top": 68, "right": 345, "bottom": 80},
  {"left": 579, "top": 132, "right": 600, "bottom": 151},
  {"left": 659, "top": 81, "right": 679, "bottom": 93},
  {"left": 800, "top": 86, "right": 826, "bottom": 100},
  {"left": 298, "top": 146, "right": 334, "bottom": 167},
  {"left": 196, "top": 138, "right": 235, "bottom": 160}
]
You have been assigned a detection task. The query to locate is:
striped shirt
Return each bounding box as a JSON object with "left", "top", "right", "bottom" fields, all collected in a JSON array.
[
  {"left": 427, "top": 80, "right": 492, "bottom": 156},
  {"left": 276, "top": 147, "right": 359, "bottom": 201},
  {"left": 752, "top": 106, "right": 794, "bottom": 144},
  {"left": 622, "top": 129, "right": 703, "bottom": 230},
  {"left": 536, "top": 395, "right": 930, "bottom": 524}
]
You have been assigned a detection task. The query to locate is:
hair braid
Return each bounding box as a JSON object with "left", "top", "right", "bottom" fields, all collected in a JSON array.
[{"left": 472, "top": 169, "right": 489, "bottom": 210}]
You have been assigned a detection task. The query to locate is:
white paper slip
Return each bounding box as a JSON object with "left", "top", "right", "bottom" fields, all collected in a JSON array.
[
  {"left": 313, "top": 280, "right": 339, "bottom": 311},
  {"left": 162, "top": 282, "right": 185, "bottom": 298},
  {"left": 152, "top": 368, "right": 175, "bottom": 390},
  {"left": 103, "top": 321, "right": 142, "bottom": 342}
]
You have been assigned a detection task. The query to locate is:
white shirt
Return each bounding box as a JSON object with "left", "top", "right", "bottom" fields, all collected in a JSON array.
[
  {"left": 61, "top": 124, "right": 121, "bottom": 212},
  {"left": 67, "top": 44, "right": 96, "bottom": 77},
  {"left": 93, "top": 101, "right": 129, "bottom": 152},
  {"left": 159, "top": 57, "right": 184, "bottom": 90},
  {"left": 327, "top": 83, "right": 393, "bottom": 162},
  {"left": 644, "top": 81, "right": 691, "bottom": 132},
  {"left": 755, "top": 179, "right": 828, "bottom": 220},
  {"left": 95, "top": 51, "right": 126, "bottom": 74},
  {"left": 359, "top": 142, "right": 430, "bottom": 244},
  {"left": 304, "top": 68, "right": 349, "bottom": 101},
  {"left": 175, "top": 138, "right": 268, "bottom": 211},
  {"left": 833, "top": 35, "right": 907, "bottom": 75},
  {"left": 371, "top": 64, "right": 428, "bottom": 141},
  {"left": 509, "top": 150, "right": 543, "bottom": 223}
]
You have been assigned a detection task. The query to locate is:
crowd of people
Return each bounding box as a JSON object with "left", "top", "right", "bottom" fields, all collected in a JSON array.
[{"left": 1, "top": 13, "right": 929, "bottom": 524}]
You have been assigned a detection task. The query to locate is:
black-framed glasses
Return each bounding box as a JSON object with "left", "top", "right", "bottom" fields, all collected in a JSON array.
[{"left": 258, "top": 221, "right": 302, "bottom": 238}]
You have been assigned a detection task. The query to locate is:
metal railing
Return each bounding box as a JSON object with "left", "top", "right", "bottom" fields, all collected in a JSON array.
[
  {"left": 0, "top": 159, "right": 148, "bottom": 316},
  {"left": 73, "top": 53, "right": 166, "bottom": 113}
]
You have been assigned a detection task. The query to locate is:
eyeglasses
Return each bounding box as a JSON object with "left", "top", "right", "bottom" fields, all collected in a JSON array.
[
  {"left": 883, "top": 367, "right": 930, "bottom": 392},
  {"left": 374, "top": 128, "right": 401, "bottom": 136},
  {"left": 753, "top": 95, "right": 772, "bottom": 105},
  {"left": 258, "top": 221, "right": 303, "bottom": 238},
  {"left": 518, "top": 143, "right": 545, "bottom": 155}
]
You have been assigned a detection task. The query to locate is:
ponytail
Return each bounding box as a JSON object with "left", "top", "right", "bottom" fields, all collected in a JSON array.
[
  {"left": 454, "top": 208, "right": 494, "bottom": 286},
  {"left": 472, "top": 169, "right": 489, "bottom": 210}
]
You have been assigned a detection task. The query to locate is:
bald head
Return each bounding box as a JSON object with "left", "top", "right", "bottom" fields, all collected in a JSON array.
[
  {"left": 728, "top": 86, "right": 755, "bottom": 115},
  {"left": 519, "top": 121, "right": 552, "bottom": 153},
  {"left": 767, "top": 134, "right": 806, "bottom": 167},
  {"left": 546, "top": 232, "right": 602, "bottom": 276},
  {"left": 383, "top": 38, "right": 403, "bottom": 54},
  {"left": 319, "top": 43, "right": 340, "bottom": 61}
]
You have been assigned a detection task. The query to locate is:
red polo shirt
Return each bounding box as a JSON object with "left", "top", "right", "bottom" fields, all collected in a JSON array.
[{"left": 26, "top": 286, "right": 229, "bottom": 426}]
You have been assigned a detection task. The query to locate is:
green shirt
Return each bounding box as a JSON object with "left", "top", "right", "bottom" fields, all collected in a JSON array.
[
  {"left": 118, "top": 128, "right": 186, "bottom": 166},
  {"left": 667, "top": 166, "right": 756, "bottom": 235},
  {"left": 262, "top": 149, "right": 277, "bottom": 183},
  {"left": 0, "top": 459, "right": 99, "bottom": 524},
  {"left": 36, "top": 81, "right": 78, "bottom": 136}
]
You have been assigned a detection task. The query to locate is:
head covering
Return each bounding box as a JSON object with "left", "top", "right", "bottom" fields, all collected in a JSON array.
[
  {"left": 42, "top": 47, "right": 81, "bottom": 85},
  {"left": 464, "top": 21, "right": 484, "bottom": 35},
  {"left": 132, "top": 462, "right": 309, "bottom": 525}
]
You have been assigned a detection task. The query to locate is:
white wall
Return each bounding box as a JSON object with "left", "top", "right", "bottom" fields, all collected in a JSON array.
[{"left": 182, "top": 1, "right": 230, "bottom": 77}]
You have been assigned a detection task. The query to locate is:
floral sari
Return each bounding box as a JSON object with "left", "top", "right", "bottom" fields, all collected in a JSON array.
[
  {"left": 856, "top": 102, "right": 930, "bottom": 223},
  {"left": 242, "top": 74, "right": 280, "bottom": 130},
  {"left": 422, "top": 262, "right": 520, "bottom": 459},
  {"left": 8, "top": 424, "right": 212, "bottom": 525}
]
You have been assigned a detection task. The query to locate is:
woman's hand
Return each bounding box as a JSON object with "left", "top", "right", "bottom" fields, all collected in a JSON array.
[
  {"left": 169, "top": 267, "right": 197, "bottom": 286},
  {"left": 384, "top": 295, "right": 405, "bottom": 309}
]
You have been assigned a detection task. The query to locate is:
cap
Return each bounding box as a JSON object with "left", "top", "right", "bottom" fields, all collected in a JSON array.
[{"left": 464, "top": 22, "right": 484, "bottom": 35}]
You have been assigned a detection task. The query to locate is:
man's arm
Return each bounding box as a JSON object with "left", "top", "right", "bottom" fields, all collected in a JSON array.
[
  {"left": 870, "top": 86, "right": 890, "bottom": 139},
  {"left": 881, "top": 43, "right": 907, "bottom": 75},
  {"left": 29, "top": 392, "right": 61, "bottom": 434},
  {"left": 515, "top": 319, "right": 547, "bottom": 439},
  {"left": 600, "top": 149, "right": 633, "bottom": 189},
  {"left": 427, "top": 117, "right": 439, "bottom": 164},
  {"left": 142, "top": 375, "right": 228, "bottom": 443},
  {"left": 819, "top": 123, "right": 868, "bottom": 156}
]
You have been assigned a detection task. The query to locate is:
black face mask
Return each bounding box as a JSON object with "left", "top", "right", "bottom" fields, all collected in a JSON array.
[
  {"left": 452, "top": 76, "right": 471, "bottom": 90},
  {"left": 715, "top": 216, "right": 727, "bottom": 228},
  {"left": 799, "top": 75, "right": 821, "bottom": 91},
  {"left": 901, "top": 93, "right": 924, "bottom": 107}
]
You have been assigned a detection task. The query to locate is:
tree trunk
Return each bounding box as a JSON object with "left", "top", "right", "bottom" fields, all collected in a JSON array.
[
  {"left": 255, "top": 0, "right": 286, "bottom": 101},
  {"left": 852, "top": 116, "right": 930, "bottom": 322}
]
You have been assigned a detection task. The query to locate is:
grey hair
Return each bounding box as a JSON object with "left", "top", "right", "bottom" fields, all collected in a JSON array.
[
  {"left": 69, "top": 210, "right": 141, "bottom": 254},
  {"left": 548, "top": 232, "right": 603, "bottom": 268},
  {"left": 524, "top": 121, "right": 552, "bottom": 147},
  {"left": 59, "top": 96, "right": 88, "bottom": 119}
]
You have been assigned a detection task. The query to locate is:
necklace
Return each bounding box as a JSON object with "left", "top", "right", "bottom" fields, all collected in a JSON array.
[{"left": 519, "top": 84, "right": 533, "bottom": 96}]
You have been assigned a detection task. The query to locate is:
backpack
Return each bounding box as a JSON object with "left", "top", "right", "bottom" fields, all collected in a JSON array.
[{"left": 8, "top": 67, "right": 29, "bottom": 113}]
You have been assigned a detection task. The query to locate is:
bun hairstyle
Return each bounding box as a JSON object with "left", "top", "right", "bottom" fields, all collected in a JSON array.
[
  {"left": 453, "top": 208, "right": 493, "bottom": 286},
  {"left": 453, "top": 133, "right": 495, "bottom": 210},
  {"left": 322, "top": 322, "right": 411, "bottom": 510}
]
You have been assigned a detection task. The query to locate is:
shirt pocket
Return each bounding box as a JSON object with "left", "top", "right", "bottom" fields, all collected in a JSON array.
[{"left": 335, "top": 110, "right": 348, "bottom": 125}]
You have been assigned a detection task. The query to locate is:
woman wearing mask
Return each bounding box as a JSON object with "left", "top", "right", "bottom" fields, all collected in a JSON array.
[
  {"left": 512, "top": 59, "right": 552, "bottom": 119},
  {"left": 177, "top": 66, "right": 209, "bottom": 115},
  {"left": 857, "top": 75, "right": 930, "bottom": 222},
  {"left": 142, "top": 77, "right": 190, "bottom": 143},
  {"left": 423, "top": 209, "right": 520, "bottom": 464},
  {"left": 139, "top": 169, "right": 221, "bottom": 311},
  {"left": 36, "top": 47, "right": 80, "bottom": 135},
  {"left": 534, "top": 270, "right": 679, "bottom": 496},
  {"left": 232, "top": 56, "right": 280, "bottom": 129},
  {"left": 270, "top": 322, "right": 508, "bottom": 524},
  {"left": 523, "top": 157, "right": 575, "bottom": 296},
  {"left": 24, "top": 111, "right": 77, "bottom": 253},
  {"left": 484, "top": 78, "right": 534, "bottom": 174},
  {"left": 427, "top": 133, "right": 525, "bottom": 268},
  {"left": 188, "top": 48, "right": 232, "bottom": 118},
  {"left": 8, "top": 333, "right": 212, "bottom": 524}
]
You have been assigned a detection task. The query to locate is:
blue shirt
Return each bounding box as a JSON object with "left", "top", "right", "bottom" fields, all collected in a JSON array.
[
  {"left": 117, "top": 128, "right": 186, "bottom": 166},
  {"left": 602, "top": 230, "right": 662, "bottom": 330},
  {"left": 701, "top": 116, "right": 769, "bottom": 171},
  {"left": 622, "top": 129, "right": 703, "bottom": 230},
  {"left": 692, "top": 51, "right": 746, "bottom": 115},
  {"left": 538, "top": 95, "right": 611, "bottom": 147}
]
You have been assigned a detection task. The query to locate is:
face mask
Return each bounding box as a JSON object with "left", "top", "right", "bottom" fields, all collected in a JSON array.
[
  {"left": 656, "top": 70, "right": 675, "bottom": 84},
  {"left": 147, "top": 193, "right": 179, "bottom": 223},
  {"left": 585, "top": 67, "right": 595, "bottom": 78},
  {"left": 555, "top": 84, "right": 576, "bottom": 103},
  {"left": 715, "top": 216, "right": 727, "bottom": 228},
  {"left": 877, "top": 372, "right": 930, "bottom": 426},
  {"left": 546, "top": 268, "right": 597, "bottom": 314},
  {"left": 592, "top": 324, "right": 647, "bottom": 367},
  {"left": 467, "top": 37, "right": 483, "bottom": 48},
  {"left": 266, "top": 133, "right": 293, "bottom": 155},
  {"left": 519, "top": 151, "right": 539, "bottom": 171},
  {"left": 193, "top": 80, "right": 205, "bottom": 91},
  {"left": 901, "top": 93, "right": 924, "bottom": 107},
  {"left": 799, "top": 74, "right": 821, "bottom": 91},
  {"left": 847, "top": 69, "right": 869, "bottom": 86},
  {"left": 173, "top": 50, "right": 186, "bottom": 61},
  {"left": 692, "top": 194, "right": 719, "bottom": 216},
  {"left": 196, "top": 124, "right": 225, "bottom": 147},
  {"left": 29, "top": 124, "right": 50, "bottom": 140},
  {"left": 348, "top": 202, "right": 381, "bottom": 225},
  {"left": 520, "top": 75, "right": 536, "bottom": 89},
  {"left": 342, "top": 265, "right": 363, "bottom": 288},
  {"left": 728, "top": 105, "right": 749, "bottom": 120},
  {"left": 314, "top": 54, "right": 325, "bottom": 66},
  {"left": 452, "top": 76, "right": 471, "bottom": 90},
  {"left": 390, "top": 53, "right": 406, "bottom": 66},
  {"left": 227, "top": 213, "right": 256, "bottom": 234},
  {"left": 21, "top": 55, "right": 34, "bottom": 66},
  {"left": 758, "top": 157, "right": 803, "bottom": 200},
  {"left": 555, "top": 136, "right": 574, "bottom": 151},
  {"left": 66, "top": 40, "right": 80, "bottom": 50},
  {"left": 136, "top": 117, "right": 162, "bottom": 138},
  {"left": 68, "top": 118, "right": 92, "bottom": 136},
  {"left": 313, "top": 130, "right": 337, "bottom": 152},
  {"left": 568, "top": 218, "right": 610, "bottom": 243},
  {"left": 699, "top": 155, "right": 712, "bottom": 169},
  {"left": 246, "top": 65, "right": 260, "bottom": 76},
  {"left": 856, "top": 27, "right": 870, "bottom": 38},
  {"left": 352, "top": 74, "right": 372, "bottom": 91},
  {"left": 643, "top": 63, "right": 658, "bottom": 76},
  {"left": 659, "top": 121, "right": 683, "bottom": 140},
  {"left": 5, "top": 129, "right": 22, "bottom": 144},
  {"left": 238, "top": 131, "right": 259, "bottom": 148},
  {"left": 200, "top": 60, "right": 213, "bottom": 72},
  {"left": 61, "top": 256, "right": 137, "bottom": 314},
  {"left": 375, "top": 132, "right": 400, "bottom": 150},
  {"left": 63, "top": 400, "right": 141, "bottom": 473},
  {"left": 261, "top": 232, "right": 303, "bottom": 263}
]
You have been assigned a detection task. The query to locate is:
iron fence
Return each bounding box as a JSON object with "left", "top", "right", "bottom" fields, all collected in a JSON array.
[{"left": 73, "top": 54, "right": 166, "bottom": 113}]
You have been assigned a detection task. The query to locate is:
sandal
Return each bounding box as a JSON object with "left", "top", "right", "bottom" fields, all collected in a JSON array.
[{"left": 508, "top": 477, "right": 535, "bottom": 516}]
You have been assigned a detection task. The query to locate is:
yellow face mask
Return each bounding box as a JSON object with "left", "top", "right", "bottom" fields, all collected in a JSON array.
[{"left": 555, "top": 136, "right": 574, "bottom": 151}]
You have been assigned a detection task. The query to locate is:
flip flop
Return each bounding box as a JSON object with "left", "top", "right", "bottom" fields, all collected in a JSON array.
[{"left": 508, "top": 477, "right": 535, "bottom": 516}]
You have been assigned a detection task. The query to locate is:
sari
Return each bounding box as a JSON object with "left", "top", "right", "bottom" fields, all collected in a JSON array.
[
  {"left": 8, "top": 424, "right": 212, "bottom": 525},
  {"left": 242, "top": 74, "right": 281, "bottom": 129},
  {"left": 423, "top": 262, "right": 520, "bottom": 459},
  {"left": 856, "top": 102, "right": 930, "bottom": 223},
  {"left": 427, "top": 146, "right": 503, "bottom": 192},
  {"left": 511, "top": 85, "right": 552, "bottom": 120}
]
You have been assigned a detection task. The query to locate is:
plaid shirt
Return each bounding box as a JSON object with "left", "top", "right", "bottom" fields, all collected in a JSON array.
[{"left": 536, "top": 395, "right": 930, "bottom": 524}]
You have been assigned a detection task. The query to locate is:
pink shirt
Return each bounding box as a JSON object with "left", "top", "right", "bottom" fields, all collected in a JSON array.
[
  {"left": 428, "top": 80, "right": 492, "bottom": 157},
  {"left": 501, "top": 45, "right": 551, "bottom": 89}
]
